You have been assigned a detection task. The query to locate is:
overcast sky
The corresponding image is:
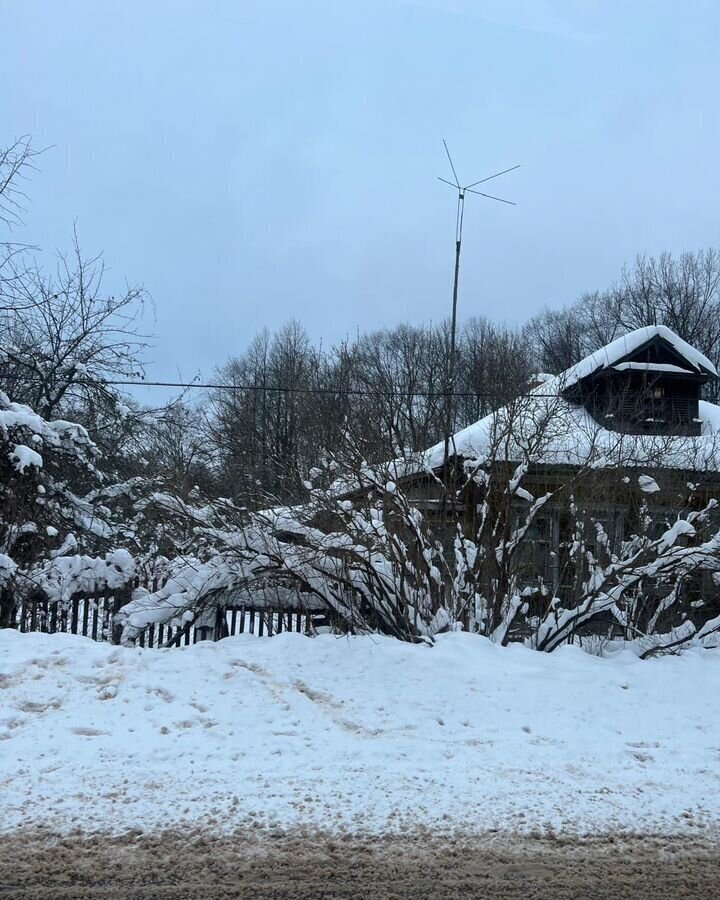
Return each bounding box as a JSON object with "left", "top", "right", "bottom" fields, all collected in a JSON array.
[{"left": 3, "top": 0, "right": 720, "bottom": 396}]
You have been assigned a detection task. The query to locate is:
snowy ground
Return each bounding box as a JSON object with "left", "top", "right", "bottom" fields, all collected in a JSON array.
[{"left": 1, "top": 629, "right": 719, "bottom": 837}]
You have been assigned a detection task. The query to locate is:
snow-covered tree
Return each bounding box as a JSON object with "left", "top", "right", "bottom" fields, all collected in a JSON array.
[
  {"left": 118, "top": 391, "right": 720, "bottom": 656},
  {"left": 0, "top": 389, "right": 119, "bottom": 624}
]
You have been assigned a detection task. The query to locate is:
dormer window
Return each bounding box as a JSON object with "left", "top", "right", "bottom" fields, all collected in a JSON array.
[{"left": 560, "top": 326, "right": 717, "bottom": 438}]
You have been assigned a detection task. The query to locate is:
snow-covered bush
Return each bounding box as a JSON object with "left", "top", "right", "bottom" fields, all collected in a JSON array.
[
  {"left": 118, "top": 478, "right": 450, "bottom": 645},
  {"left": 0, "top": 390, "right": 132, "bottom": 624},
  {"left": 117, "top": 401, "right": 720, "bottom": 656}
]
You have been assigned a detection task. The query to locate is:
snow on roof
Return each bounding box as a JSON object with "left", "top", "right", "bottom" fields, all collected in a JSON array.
[
  {"left": 611, "top": 362, "right": 693, "bottom": 375},
  {"left": 423, "top": 393, "right": 720, "bottom": 473},
  {"left": 561, "top": 325, "right": 717, "bottom": 388},
  {"left": 422, "top": 327, "right": 720, "bottom": 475}
]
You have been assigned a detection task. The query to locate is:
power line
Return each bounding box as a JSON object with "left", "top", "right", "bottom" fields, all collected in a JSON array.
[{"left": 0, "top": 372, "right": 563, "bottom": 401}]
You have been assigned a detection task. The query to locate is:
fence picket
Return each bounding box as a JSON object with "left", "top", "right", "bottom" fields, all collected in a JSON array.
[
  {"left": 102, "top": 594, "right": 112, "bottom": 641},
  {"left": 81, "top": 596, "right": 90, "bottom": 637},
  {"left": 91, "top": 592, "right": 99, "bottom": 641},
  {"left": 70, "top": 597, "right": 80, "bottom": 635}
]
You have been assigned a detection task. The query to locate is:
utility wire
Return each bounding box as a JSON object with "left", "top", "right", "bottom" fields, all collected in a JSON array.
[{"left": 0, "top": 373, "right": 564, "bottom": 401}]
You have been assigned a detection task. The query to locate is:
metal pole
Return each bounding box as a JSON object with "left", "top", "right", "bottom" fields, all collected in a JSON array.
[
  {"left": 436, "top": 142, "right": 517, "bottom": 490},
  {"left": 443, "top": 190, "right": 464, "bottom": 475}
]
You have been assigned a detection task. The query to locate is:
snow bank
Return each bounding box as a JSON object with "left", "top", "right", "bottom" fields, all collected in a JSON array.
[{"left": 1, "top": 629, "right": 719, "bottom": 837}]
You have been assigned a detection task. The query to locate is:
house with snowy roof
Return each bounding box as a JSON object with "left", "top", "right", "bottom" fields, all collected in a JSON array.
[
  {"left": 391, "top": 325, "right": 720, "bottom": 600},
  {"left": 422, "top": 324, "right": 720, "bottom": 471}
]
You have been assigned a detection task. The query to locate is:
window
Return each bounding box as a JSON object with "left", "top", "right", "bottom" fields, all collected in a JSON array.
[{"left": 514, "top": 513, "right": 554, "bottom": 585}]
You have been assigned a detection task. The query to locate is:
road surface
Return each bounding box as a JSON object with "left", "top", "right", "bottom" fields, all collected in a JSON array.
[{"left": 1, "top": 829, "right": 717, "bottom": 899}]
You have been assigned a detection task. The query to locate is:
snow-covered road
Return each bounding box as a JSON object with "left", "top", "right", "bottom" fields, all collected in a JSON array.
[{"left": 1, "top": 629, "right": 719, "bottom": 836}]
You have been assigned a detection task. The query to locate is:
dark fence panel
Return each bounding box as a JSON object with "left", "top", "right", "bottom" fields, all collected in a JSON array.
[
  {"left": 12, "top": 579, "right": 337, "bottom": 648},
  {"left": 14, "top": 587, "right": 129, "bottom": 643}
]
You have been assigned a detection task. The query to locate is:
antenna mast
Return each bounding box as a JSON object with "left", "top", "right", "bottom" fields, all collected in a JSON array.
[{"left": 438, "top": 141, "right": 519, "bottom": 478}]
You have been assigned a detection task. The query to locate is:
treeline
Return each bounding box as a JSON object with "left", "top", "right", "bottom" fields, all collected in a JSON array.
[
  {"left": 207, "top": 318, "right": 531, "bottom": 507},
  {"left": 3, "top": 137, "right": 720, "bottom": 511},
  {"left": 204, "top": 248, "right": 720, "bottom": 505}
]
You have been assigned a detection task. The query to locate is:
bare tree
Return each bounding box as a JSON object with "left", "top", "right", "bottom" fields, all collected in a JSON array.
[
  {"left": 0, "top": 228, "right": 150, "bottom": 422},
  {"left": 0, "top": 137, "right": 44, "bottom": 304},
  {"left": 0, "top": 136, "right": 41, "bottom": 231},
  {"left": 145, "top": 400, "right": 215, "bottom": 500},
  {"left": 209, "top": 321, "right": 328, "bottom": 506}
]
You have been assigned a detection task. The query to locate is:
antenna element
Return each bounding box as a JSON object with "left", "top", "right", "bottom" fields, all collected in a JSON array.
[{"left": 438, "top": 141, "right": 520, "bottom": 476}]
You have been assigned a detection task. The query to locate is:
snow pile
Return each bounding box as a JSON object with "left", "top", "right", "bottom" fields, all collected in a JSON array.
[
  {"left": 1, "top": 629, "right": 719, "bottom": 837},
  {"left": 638, "top": 474, "right": 661, "bottom": 493},
  {"left": 9, "top": 444, "right": 43, "bottom": 473},
  {"left": 0, "top": 554, "right": 17, "bottom": 588}
]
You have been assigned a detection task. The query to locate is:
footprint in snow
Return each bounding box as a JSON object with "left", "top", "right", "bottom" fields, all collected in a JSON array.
[
  {"left": 229, "top": 660, "right": 272, "bottom": 677},
  {"left": 150, "top": 686, "right": 175, "bottom": 703},
  {"left": 14, "top": 699, "right": 62, "bottom": 714},
  {"left": 292, "top": 680, "right": 342, "bottom": 708}
]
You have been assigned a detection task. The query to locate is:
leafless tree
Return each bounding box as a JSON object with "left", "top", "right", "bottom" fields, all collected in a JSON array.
[
  {"left": 206, "top": 318, "right": 532, "bottom": 507},
  {"left": 0, "top": 228, "right": 150, "bottom": 422},
  {"left": 209, "top": 321, "right": 328, "bottom": 506},
  {"left": 0, "top": 136, "right": 41, "bottom": 231}
]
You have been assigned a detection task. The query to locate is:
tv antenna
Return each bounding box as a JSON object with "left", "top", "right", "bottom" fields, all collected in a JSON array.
[{"left": 438, "top": 140, "right": 519, "bottom": 473}]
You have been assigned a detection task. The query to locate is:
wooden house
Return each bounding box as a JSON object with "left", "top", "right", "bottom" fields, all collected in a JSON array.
[{"left": 385, "top": 326, "right": 720, "bottom": 604}]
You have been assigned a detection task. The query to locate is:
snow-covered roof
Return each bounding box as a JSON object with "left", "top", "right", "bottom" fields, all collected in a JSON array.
[
  {"left": 561, "top": 325, "right": 717, "bottom": 388},
  {"left": 611, "top": 362, "right": 694, "bottom": 374},
  {"left": 421, "top": 327, "right": 720, "bottom": 475},
  {"left": 424, "top": 396, "right": 720, "bottom": 473}
]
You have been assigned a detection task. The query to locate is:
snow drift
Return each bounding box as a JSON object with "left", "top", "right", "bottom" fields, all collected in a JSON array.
[{"left": 2, "top": 629, "right": 719, "bottom": 837}]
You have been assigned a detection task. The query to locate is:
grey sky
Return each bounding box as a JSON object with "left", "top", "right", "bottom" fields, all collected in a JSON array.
[{"left": 3, "top": 0, "right": 720, "bottom": 397}]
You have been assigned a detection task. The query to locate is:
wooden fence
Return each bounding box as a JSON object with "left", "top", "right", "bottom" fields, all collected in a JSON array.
[
  {"left": 14, "top": 588, "right": 127, "bottom": 643},
  {"left": 137, "top": 606, "right": 331, "bottom": 648},
  {"left": 12, "top": 582, "right": 335, "bottom": 648}
]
